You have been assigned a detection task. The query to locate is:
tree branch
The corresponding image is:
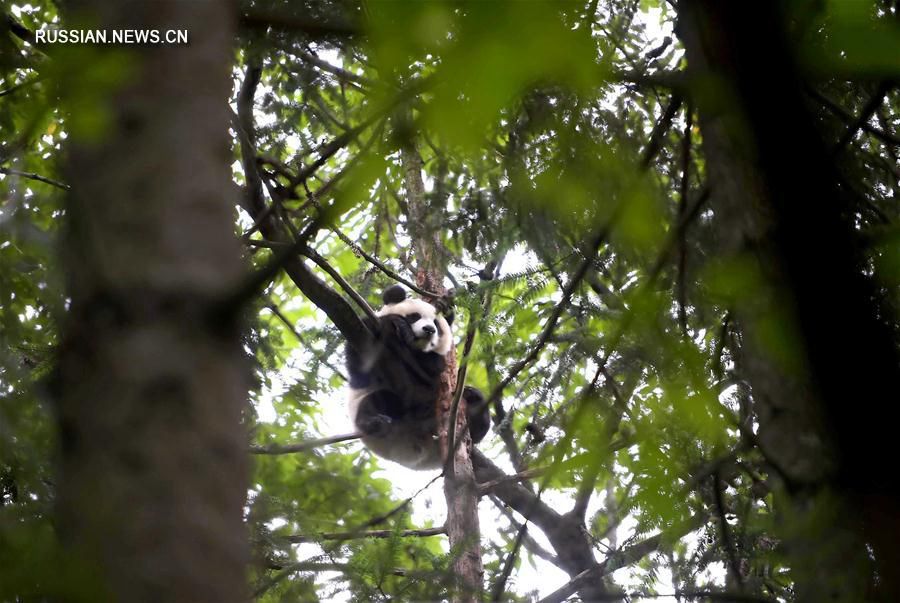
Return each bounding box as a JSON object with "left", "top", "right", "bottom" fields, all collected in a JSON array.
[
  {"left": 265, "top": 300, "right": 348, "bottom": 381},
  {"left": 330, "top": 225, "right": 439, "bottom": 297},
  {"left": 232, "top": 59, "right": 371, "bottom": 351},
  {"left": 833, "top": 82, "right": 894, "bottom": 154},
  {"left": 296, "top": 47, "right": 372, "bottom": 87},
  {"left": 249, "top": 432, "right": 360, "bottom": 455},
  {"left": 282, "top": 526, "right": 445, "bottom": 543},
  {"left": 485, "top": 222, "right": 616, "bottom": 409},
  {"left": 808, "top": 87, "right": 900, "bottom": 150},
  {"left": 0, "top": 167, "right": 69, "bottom": 190},
  {"left": 536, "top": 513, "right": 709, "bottom": 603}
]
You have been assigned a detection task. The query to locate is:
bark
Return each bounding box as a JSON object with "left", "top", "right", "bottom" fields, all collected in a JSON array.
[
  {"left": 401, "top": 141, "right": 484, "bottom": 601},
  {"left": 56, "top": 3, "right": 248, "bottom": 602},
  {"left": 678, "top": 2, "right": 900, "bottom": 600}
]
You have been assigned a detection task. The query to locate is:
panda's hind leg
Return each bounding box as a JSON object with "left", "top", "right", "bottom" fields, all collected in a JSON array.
[
  {"left": 353, "top": 393, "right": 395, "bottom": 437},
  {"left": 463, "top": 386, "right": 491, "bottom": 444}
]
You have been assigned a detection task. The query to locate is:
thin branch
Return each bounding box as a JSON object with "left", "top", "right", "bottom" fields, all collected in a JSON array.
[
  {"left": 570, "top": 367, "right": 631, "bottom": 520},
  {"left": 571, "top": 463, "right": 604, "bottom": 521},
  {"left": 713, "top": 470, "right": 743, "bottom": 588},
  {"left": 214, "top": 219, "right": 326, "bottom": 321},
  {"left": 489, "top": 520, "right": 529, "bottom": 602},
  {"left": 488, "top": 495, "right": 561, "bottom": 567},
  {"left": 245, "top": 238, "right": 288, "bottom": 249},
  {"left": 808, "top": 87, "right": 900, "bottom": 149},
  {"left": 537, "top": 513, "right": 709, "bottom": 603},
  {"left": 485, "top": 221, "right": 616, "bottom": 409},
  {"left": 611, "top": 68, "right": 688, "bottom": 93},
  {"left": 0, "top": 167, "right": 69, "bottom": 190},
  {"left": 265, "top": 301, "right": 348, "bottom": 381},
  {"left": 282, "top": 526, "right": 445, "bottom": 544},
  {"left": 355, "top": 473, "right": 443, "bottom": 530},
  {"left": 0, "top": 74, "right": 43, "bottom": 98},
  {"left": 253, "top": 562, "right": 349, "bottom": 598},
  {"left": 677, "top": 105, "right": 693, "bottom": 337},
  {"left": 330, "top": 226, "right": 439, "bottom": 297},
  {"left": 486, "top": 96, "right": 690, "bottom": 410},
  {"left": 232, "top": 60, "right": 370, "bottom": 350},
  {"left": 833, "top": 82, "right": 893, "bottom": 154},
  {"left": 296, "top": 48, "right": 372, "bottom": 87},
  {"left": 640, "top": 93, "right": 683, "bottom": 168},
  {"left": 249, "top": 432, "right": 360, "bottom": 455},
  {"left": 648, "top": 185, "right": 710, "bottom": 278},
  {"left": 477, "top": 467, "right": 547, "bottom": 495},
  {"left": 292, "top": 116, "right": 377, "bottom": 186},
  {"left": 301, "top": 246, "right": 378, "bottom": 323}
]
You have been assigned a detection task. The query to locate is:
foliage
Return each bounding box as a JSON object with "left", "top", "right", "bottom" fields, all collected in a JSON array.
[{"left": 2, "top": 0, "right": 899, "bottom": 601}]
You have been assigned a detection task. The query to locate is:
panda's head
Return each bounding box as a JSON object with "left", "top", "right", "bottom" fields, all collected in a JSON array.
[{"left": 377, "top": 285, "right": 452, "bottom": 355}]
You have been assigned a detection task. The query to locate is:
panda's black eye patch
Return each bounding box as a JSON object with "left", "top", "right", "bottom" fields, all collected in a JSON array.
[
  {"left": 435, "top": 321, "right": 443, "bottom": 336},
  {"left": 404, "top": 313, "right": 422, "bottom": 324}
]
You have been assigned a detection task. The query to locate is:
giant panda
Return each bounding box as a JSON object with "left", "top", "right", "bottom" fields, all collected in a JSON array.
[{"left": 346, "top": 284, "right": 490, "bottom": 470}]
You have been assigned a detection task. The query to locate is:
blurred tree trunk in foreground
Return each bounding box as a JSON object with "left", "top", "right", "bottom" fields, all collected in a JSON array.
[
  {"left": 55, "top": 2, "right": 248, "bottom": 601},
  {"left": 679, "top": 1, "right": 900, "bottom": 600}
]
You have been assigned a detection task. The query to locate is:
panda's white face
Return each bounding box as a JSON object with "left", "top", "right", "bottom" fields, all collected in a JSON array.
[{"left": 377, "top": 298, "right": 452, "bottom": 356}]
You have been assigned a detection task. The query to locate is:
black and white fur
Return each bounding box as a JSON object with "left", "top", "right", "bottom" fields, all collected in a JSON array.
[{"left": 346, "top": 285, "right": 490, "bottom": 470}]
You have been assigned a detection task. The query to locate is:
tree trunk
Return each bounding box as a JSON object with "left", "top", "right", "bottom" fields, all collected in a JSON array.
[
  {"left": 678, "top": 2, "right": 900, "bottom": 600},
  {"left": 56, "top": 3, "right": 247, "bottom": 602},
  {"left": 402, "top": 142, "right": 484, "bottom": 601}
]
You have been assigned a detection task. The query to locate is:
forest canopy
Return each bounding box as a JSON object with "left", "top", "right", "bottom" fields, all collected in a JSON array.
[{"left": 1, "top": 1, "right": 899, "bottom": 602}]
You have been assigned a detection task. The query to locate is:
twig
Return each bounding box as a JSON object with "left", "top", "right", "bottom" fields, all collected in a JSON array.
[
  {"left": 249, "top": 432, "right": 360, "bottom": 455},
  {"left": 296, "top": 48, "right": 372, "bottom": 87},
  {"left": 477, "top": 467, "right": 546, "bottom": 495},
  {"left": 640, "top": 93, "right": 683, "bottom": 168},
  {"left": 282, "top": 526, "right": 445, "bottom": 543},
  {"left": 485, "top": 221, "right": 617, "bottom": 408},
  {"left": 833, "top": 82, "right": 893, "bottom": 154},
  {"left": 537, "top": 513, "right": 710, "bottom": 603},
  {"left": 301, "top": 246, "right": 378, "bottom": 323},
  {"left": 355, "top": 473, "right": 443, "bottom": 530},
  {"left": 808, "top": 87, "right": 900, "bottom": 149},
  {"left": 253, "top": 562, "right": 349, "bottom": 598},
  {"left": 677, "top": 105, "right": 693, "bottom": 337},
  {"left": 330, "top": 226, "right": 439, "bottom": 298},
  {"left": 0, "top": 74, "right": 43, "bottom": 98},
  {"left": 488, "top": 495, "right": 560, "bottom": 566},
  {"left": 489, "top": 520, "right": 529, "bottom": 602},
  {"left": 245, "top": 238, "right": 288, "bottom": 249},
  {"left": 713, "top": 470, "right": 743, "bottom": 588},
  {"left": 0, "top": 167, "right": 69, "bottom": 190},
  {"left": 265, "top": 300, "right": 348, "bottom": 381}
]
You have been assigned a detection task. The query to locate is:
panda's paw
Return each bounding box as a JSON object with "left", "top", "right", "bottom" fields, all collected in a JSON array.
[{"left": 357, "top": 413, "right": 393, "bottom": 437}]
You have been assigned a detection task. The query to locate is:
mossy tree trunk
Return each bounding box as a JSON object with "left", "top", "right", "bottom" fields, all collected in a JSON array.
[
  {"left": 402, "top": 141, "right": 484, "bottom": 602},
  {"left": 55, "top": 3, "right": 248, "bottom": 601},
  {"left": 679, "top": 2, "right": 900, "bottom": 599}
]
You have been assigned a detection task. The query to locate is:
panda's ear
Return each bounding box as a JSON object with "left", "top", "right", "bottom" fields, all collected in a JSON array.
[{"left": 383, "top": 284, "right": 407, "bottom": 305}]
